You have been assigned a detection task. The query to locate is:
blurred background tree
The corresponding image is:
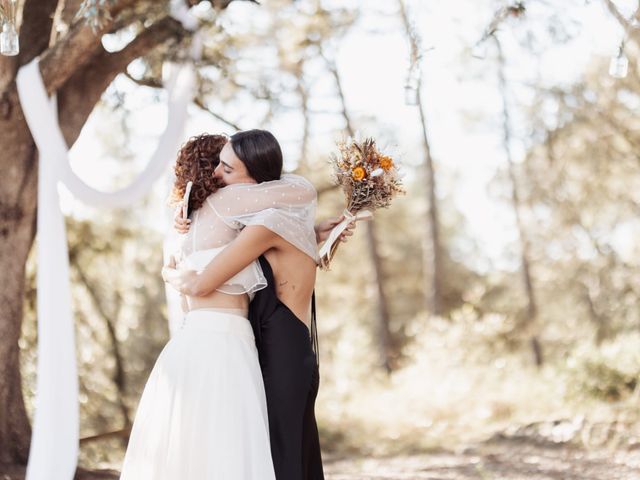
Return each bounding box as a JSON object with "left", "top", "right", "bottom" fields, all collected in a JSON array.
[{"left": 2, "top": 0, "right": 640, "bottom": 477}]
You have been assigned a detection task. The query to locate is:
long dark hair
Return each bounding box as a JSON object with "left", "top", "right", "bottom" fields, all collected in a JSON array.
[{"left": 230, "top": 129, "right": 283, "bottom": 183}]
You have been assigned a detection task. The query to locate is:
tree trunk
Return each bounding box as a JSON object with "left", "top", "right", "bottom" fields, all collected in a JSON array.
[
  {"left": 397, "top": 0, "right": 443, "bottom": 316},
  {"left": 416, "top": 86, "right": 443, "bottom": 316},
  {"left": 294, "top": 61, "right": 310, "bottom": 167},
  {"left": 0, "top": 83, "right": 39, "bottom": 465},
  {"left": 494, "top": 35, "right": 543, "bottom": 367},
  {"left": 0, "top": 0, "right": 62, "bottom": 463},
  {"left": 0, "top": 1, "right": 187, "bottom": 465},
  {"left": 365, "top": 221, "right": 395, "bottom": 373},
  {"left": 322, "top": 49, "right": 396, "bottom": 372}
]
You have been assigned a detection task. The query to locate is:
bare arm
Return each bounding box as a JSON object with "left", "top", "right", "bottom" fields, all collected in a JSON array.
[{"left": 163, "top": 226, "right": 278, "bottom": 296}]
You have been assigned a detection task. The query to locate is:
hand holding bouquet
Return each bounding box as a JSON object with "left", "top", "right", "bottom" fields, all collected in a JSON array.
[{"left": 319, "top": 136, "right": 405, "bottom": 269}]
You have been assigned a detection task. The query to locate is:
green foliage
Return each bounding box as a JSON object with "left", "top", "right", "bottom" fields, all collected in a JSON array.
[
  {"left": 565, "top": 334, "right": 640, "bottom": 402},
  {"left": 76, "top": 0, "right": 117, "bottom": 31}
]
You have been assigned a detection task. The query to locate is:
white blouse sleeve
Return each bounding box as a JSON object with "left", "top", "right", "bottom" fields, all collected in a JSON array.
[
  {"left": 210, "top": 174, "right": 317, "bottom": 215},
  {"left": 210, "top": 174, "right": 320, "bottom": 263}
]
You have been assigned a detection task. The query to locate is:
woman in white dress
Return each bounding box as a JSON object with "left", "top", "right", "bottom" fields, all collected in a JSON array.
[{"left": 119, "top": 131, "right": 319, "bottom": 479}]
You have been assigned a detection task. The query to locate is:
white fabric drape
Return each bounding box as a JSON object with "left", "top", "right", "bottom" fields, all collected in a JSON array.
[
  {"left": 163, "top": 231, "right": 188, "bottom": 336},
  {"left": 18, "top": 60, "right": 194, "bottom": 208},
  {"left": 16, "top": 53, "right": 195, "bottom": 479}
]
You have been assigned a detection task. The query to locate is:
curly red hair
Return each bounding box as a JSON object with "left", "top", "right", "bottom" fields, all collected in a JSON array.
[{"left": 169, "top": 134, "right": 228, "bottom": 216}]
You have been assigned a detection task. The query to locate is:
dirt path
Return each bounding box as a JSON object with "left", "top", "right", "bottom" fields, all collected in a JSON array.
[
  {"left": 324, "top": 437, "right": 640, "bottom": 480},
  {"left": 2, "top": 423, "right": 639, "bottom": 480}
]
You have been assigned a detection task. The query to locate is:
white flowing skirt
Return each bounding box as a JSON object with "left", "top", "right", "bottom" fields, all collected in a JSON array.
[{"left": 120, "top": 310, "right": 275, "bottom": 480}]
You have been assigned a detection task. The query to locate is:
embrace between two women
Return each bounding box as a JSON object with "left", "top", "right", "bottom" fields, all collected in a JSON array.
[{"left": 119, "top": 129, "right": 354, "bottom": 480}]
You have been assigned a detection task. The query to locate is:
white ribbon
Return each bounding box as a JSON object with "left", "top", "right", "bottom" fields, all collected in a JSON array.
[
  {"left": 17, "top": 59, "right": 194, "bottom": 208},
  {"left": 17, "top": 50, "right": 195, "bottom": 479},
  {"left": 318, "top": 209, "right": 373, "bottom": 269}
]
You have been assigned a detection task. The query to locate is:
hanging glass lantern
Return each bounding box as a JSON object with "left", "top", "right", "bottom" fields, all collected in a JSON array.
[
  {"left": 609, "top": 41, "right": 628, "bottom": 79},
  {"left": 1, "top": 22, "right": 19, "bottom": 56},
  {"left": 609, "top": 54, "right": 628, "bottom": 79},
  {"left": 1, "top": 0, "right": 19, "bottom": 57}
]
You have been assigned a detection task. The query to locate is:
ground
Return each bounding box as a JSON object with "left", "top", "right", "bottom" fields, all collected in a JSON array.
[
  {"left": 325, "top": 435, "right": 640, "bottom": 480},
  {"left": 1, "top": 423, "right": 639, "bottom": 480}
]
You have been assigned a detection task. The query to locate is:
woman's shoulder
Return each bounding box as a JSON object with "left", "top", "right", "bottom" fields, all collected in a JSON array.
[
  {"left": 216, "top": 174, "right": 317, "bottom": 199},
  {"left": 280, "top": 173, "right": 314, "bottom": 187}
]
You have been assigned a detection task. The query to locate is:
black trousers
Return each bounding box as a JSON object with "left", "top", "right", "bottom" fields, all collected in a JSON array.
[{"left": 248, "top": 256, "right": 324, "bottom": 480}]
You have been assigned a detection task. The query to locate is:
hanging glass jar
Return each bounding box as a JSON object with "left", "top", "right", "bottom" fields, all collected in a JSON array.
[
  {"left": 1, "top": 0, "right": 19, "bottom": 57},
  {"left": 609, "top": 55, "right": 629, "bottom": 79},
  {"left": 609, "top": 41, "right": 628, "bottom": 79}
]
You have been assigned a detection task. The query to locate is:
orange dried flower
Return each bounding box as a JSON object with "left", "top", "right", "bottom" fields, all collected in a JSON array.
[
  {"left": 352, "top": 166, "right": 366, "bottom": 181},
  {"left": 380, "top": 156, "right": 394, "bottom": 170}
]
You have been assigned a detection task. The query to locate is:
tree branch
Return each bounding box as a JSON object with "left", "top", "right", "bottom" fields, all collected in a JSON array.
[
  {"left": 124, "top": 71, "right": 163, "bottom": 88},
  {"left": 602, "top": 0, "right": 640, "bottom": 43},
  {"left": 319, "top": 47, "right": 354, "bottom": 136},
  {"left": 602, "top": 0, "right": 633, "bottom": 29},
  {"left": 38, "top": 0, "right": 139, "bottom": 95},
  {"left": 60, "top": 0, "right": 86, "bottom": 28},
  {"left": 123, "top": 65, "right": 247, "bottom": 136},
  {"left": 39, "top": 24, "right": 110, "bottom": 95},
  {"left": 194, "top": 97, "right": 242, "bottom": 131},
  {"left": 80, "top": 426, "right": 131, "bottom": 444},
  {"left": 57, "top": 15, "right": 186, "bottom": 146},
  {"left": 17, "top": 0, "right": 60, "bottom": 66},
  {"left": 38, "top": 0, "right": 256, "bottom": 95}
]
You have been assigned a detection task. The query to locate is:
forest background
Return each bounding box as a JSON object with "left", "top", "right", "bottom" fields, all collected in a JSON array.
[{"left": 1, "top": 0, "right": 640, "bottom": 478}]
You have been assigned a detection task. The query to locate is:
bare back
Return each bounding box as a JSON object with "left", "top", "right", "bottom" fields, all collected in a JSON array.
[{"left": 264, "top": 237, "right": 317, "bottom": 326}]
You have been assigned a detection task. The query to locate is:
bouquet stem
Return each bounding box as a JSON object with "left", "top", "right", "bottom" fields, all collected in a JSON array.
[{"left": 319, "top": 209, "right": 373, "bottom": 270}]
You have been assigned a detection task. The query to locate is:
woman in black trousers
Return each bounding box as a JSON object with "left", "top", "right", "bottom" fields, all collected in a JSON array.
[{"left": 249, "top": 255, "right": 323, "bottom": 479}]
